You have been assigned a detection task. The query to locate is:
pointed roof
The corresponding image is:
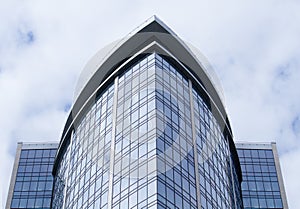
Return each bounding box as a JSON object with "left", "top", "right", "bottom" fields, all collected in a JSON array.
[
  {"left": 54, "top": 17, "right": 234, "bottom": 176},
  {"left": 74, "top": 16, "right": 175, "bottom": 101},
  {"left": 74, "top": 16, "right": 224, "bottom": 107},
  {"left": 136, "top": 16, "right": 176, "bottom": 35},
  {"left": 68, "top": 17, "right": 228, "bottom": 135},
  {"left": 60, "top": 16, "right": 230, "bottom": 151}
]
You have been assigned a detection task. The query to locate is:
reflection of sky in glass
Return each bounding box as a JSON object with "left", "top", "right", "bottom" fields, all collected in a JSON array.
[
  {"left": 237, "top": 148, "right": 283, "bottom": 209},
  {"left": 11, "top": 148, "right": 56, "bottom": 209}
]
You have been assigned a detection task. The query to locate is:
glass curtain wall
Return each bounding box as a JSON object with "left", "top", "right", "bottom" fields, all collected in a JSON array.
[
  {"left": 193, "top": 84, "right": 242, "bottom": 209},
  {"left": 52, "top": 85, "right": 114, "bottom": 209},
  {"left": 52, "top": 53, "right": 241, "bottom": 209},
  {"left": 237, "top": 148, "right": 283, "bottom": 208},
  {"left": 11, "top": 148, "right": 56, "bottom": 209}
]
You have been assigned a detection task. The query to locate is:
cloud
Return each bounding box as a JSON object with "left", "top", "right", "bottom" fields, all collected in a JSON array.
[
  {"left": 280, "top": 147, "right": 300, "bottom": 208},
  {"left": 1, "top": 0, "right": 300, "bottom": 208},
  {"left": 16, "top": 23, "right": 35, "bottom": 46},
  {"left": 291, "top": 116, "right": 300, "bottom": 135}
]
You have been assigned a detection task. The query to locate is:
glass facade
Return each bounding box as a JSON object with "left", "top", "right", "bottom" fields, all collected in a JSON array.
[
  {"left": 9, "top": 144, "right": 57, "bottom": 209},
  {"left": 52, "top": 53, "right": 242, "bottom": 209},
  {"left": 113, "top": 54, "right": 198, "bottom": 209},
  {"left": 193, "top": 91, "right": 243, "bottom": 209},
  {"left": 52, "top": 84, "right": 115, "bottom": 209},
  {"left": 6, "top": 18, "right": 289, "bottom": 209},
  {"left": 237, "top": 146, "right": 284, "bottom": 208}
]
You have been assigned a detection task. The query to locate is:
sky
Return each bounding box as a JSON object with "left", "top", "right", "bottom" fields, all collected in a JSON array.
[{"left": 0, "top": 0, "right": 299, "bottom": 208}]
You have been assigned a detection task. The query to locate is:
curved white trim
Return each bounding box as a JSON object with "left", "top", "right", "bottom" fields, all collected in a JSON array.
[
  {"left": 56, "top": 41, "right": 233, "bottom": 165},
  {"left": 54, "top": 17, "right": 238, "bottom": 179},
  {"left": 73, "top": 17, "right": 225, "bottom": 108}
]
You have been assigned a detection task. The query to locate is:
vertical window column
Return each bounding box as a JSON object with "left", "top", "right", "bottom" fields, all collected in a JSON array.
[
  {"left": 188, "top": 79, "right": 202, "bottom": 209},
  {"left": 227, "top": 137, "right": 238, "bottom": 209},
  {"left": 63, "top": 131, "right": 74, "bottom": 209},
  {"left": 107, "top": 77, "right": 119, "bottom": 209}
]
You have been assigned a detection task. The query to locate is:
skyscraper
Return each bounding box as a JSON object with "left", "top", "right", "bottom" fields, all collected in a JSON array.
[
  {"left": 51, "top": 16, "right": 243, "bottom": 209},
  {"left": 5, "top": 16, "right": 289, "bottom": 209},
  {"left": 236, "top": 142, "right": 289, "bottom": 209},
  {"left": 5, "top": 142, "right": 58, "bottom": 209}
]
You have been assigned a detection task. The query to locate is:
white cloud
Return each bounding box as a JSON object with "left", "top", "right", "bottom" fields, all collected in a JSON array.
[
  {"left": 281, "top": 147, "right": 300, "bottom": 208},
  {"left": 1, "top": 0, "right": 300, "bottom": 208}
]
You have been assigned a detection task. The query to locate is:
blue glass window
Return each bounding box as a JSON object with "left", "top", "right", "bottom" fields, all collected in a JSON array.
[{"left": 237, "top": 148, "right": 284, "bottom": 209}]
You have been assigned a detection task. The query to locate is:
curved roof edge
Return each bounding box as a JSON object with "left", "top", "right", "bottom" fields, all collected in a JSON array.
[
  {"left": 61, "top": 16, "right": 233, "bottom": 150},
  {"left": 54, "top": 16, "right": 240, "bottom": 180},
  {"left": 74, "top": 16, "right": 225, "bottom": 106},
  {"left": 74, "top": 16, "right": 176, "bottom": 102}
]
